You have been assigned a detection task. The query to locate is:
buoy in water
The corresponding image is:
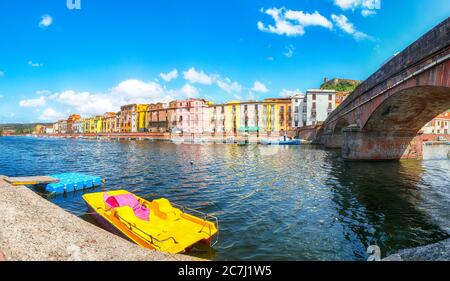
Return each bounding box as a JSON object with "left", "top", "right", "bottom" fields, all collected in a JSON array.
[{"left": 190, "top": 160, "right": 194, "bottom": 165}]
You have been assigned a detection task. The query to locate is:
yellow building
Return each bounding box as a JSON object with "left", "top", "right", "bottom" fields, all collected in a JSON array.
[
  {"left": 85, "top": 117, "right": 95, "bottom": 133},
  {"left": 34, "top": 124, "right": 46, "bottom": 135},
  {"left": 224, "top": 101, "right": 241, "bottom": 134},
  {"left": 210, "top": 98, "right": 292, "bottom": 137},
  {"left": 120, "top": 104, "right": 149, "bottom": 133},
  {"left": 93, "top": 116, "right": 103, "bottom": 133},
  {"left": 136, "top": 104, "right": 149, "bottom": 132},
  {"left": 102, "top": 112, "right": 118, "bottom": 133},
  {"left": 263, "top": 98, "right": 292, "bottom": 133}
]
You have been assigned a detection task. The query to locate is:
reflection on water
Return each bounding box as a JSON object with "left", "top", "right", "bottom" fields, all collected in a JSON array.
[{"left": 0, "top": 137, "right": 448, "bottom": 260}]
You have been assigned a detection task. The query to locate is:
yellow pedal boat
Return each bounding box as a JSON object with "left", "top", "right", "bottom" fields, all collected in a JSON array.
[{"left": 82, "top": 190, "right": 219, "bottom": 254}]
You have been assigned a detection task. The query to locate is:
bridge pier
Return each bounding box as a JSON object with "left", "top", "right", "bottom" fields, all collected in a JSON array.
[
  {"left": 342, "top": 127, "right": 423, "bottom": 160},
  {"left": 321, "top": 132, "right": 343, "bottom": 149}
]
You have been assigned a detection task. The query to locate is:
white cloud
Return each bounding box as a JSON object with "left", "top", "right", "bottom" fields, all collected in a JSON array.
[
  {"left": 183, "top": 67, "right": 217, "bottom": 85},
  {"left": 285, "top": 10, "right": 333, "bottom": 29},
  {"left": 0, "top": 95, "right": 4, "bottom": 99},
  {"left": 283, "top": 44, "right": 295, "bottom": 58},
  {"left": 19, "top": 96, "right": 47, "bottom": 107},
  {"left": 280, "top": 89, "right": 304, "bottom": 98},
  {"left": 334, "top": 0, "right": 381, "bottom": 16},
  {"left": 361, "top": 9, "right": 376, "bottom": 17},
  {"left": 31, "top": 79, "right": 199, "bottom": 118},
  {"left": 334, "top": 0, "right": 381, "bottom": 10},
  {"left": 331, "top": 14, "right": 372, "bottom": 41},
  {"left": 39, "top": 108, "right": 65, "bottom": 121},
  {"left": 266, "top": 56, "right": 274, "bottom": 61},
  {"left": 216, "top": 78, "right": 243, "bottom": 94},
  {"left": 160, "top": 69, "right": 178, "bottom": 82},
  {"left": 0, "top": 71, "right": 4, "bottom": 77},
  {"left": 28, "top": 61, "right": 43, "bottom": 67},
  {"left": 39, "top": 15, "right": 53, "bottom": 28},
  {"left": 180, "top": 83, "right": 199, "bottom": 98},
  {"left": 257, "top": 7, "right": 333, "bottom": 37},
  {"left": 54, "top": 90, "right": 117, "bottom": 116},
  {"left": 251, "top": 81, "right": 269, "bottom": 93}
]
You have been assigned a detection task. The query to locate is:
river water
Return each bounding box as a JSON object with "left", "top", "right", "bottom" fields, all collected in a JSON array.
[{"left": 0, "top": 136, "right": 449, "bottom": 260}]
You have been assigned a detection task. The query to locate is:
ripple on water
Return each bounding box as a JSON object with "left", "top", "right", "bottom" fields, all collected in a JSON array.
[{"left": 0, "top": 136, "right": 449, "bottom": 260}]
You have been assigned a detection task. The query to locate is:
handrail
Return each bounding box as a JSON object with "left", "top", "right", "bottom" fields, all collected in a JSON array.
[
  {"left": 171, "top": 202, "right": 220, "bottom": 246},
  {"left": 115, "top": 213, "right": 179, "bottom": 245},
  {"left": 97, "top": 206, "right": 179, "bottom": 246}
]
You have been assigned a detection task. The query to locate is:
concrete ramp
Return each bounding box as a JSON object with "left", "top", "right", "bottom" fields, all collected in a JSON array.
[{"left": 0, "top": 176, "right": 199, "bottom": 261}]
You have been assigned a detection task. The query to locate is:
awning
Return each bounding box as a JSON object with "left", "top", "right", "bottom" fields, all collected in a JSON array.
[{"left": 238, "top": 126, "right": 259, "bottom": 132}]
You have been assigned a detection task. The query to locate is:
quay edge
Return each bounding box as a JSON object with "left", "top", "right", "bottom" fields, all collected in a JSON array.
[
  {"left": 0, "top": 176, "right": 201, "bottom": 261},
  {"left": 382, "top": 238, "right": 450, "bottom": 261}
]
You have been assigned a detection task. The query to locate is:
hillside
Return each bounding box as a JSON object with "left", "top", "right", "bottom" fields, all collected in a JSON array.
[
  {"left": 0, "top": 123, "right": 52, "bottom": 135},
  {"left": 320, "top": 78, "right": 361, "bottom": 92}
]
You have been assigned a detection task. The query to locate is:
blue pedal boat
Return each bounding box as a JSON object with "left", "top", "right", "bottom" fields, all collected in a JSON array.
[{"left": 44, "top": 173, "right": 104, "bottom": 195}]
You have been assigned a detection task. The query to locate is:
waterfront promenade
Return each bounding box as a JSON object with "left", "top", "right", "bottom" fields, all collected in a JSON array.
[{"left": 0, "top": 176, "right": 198, "bottom": 261}]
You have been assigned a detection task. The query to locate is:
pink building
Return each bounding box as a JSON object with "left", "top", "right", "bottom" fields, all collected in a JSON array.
[{"left": 169, "top": 99, "right": 212, "bottom": 134}]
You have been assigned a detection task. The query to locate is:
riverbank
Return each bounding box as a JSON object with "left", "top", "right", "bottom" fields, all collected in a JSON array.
[
  {"left": 29, "top": 132, "right": 310, "bottom": 144},
  {"left": 383, "top": 238, "right": 450, "bottom": 261},
  {"left": 0, "top": 176, "right": 199, "bottom": 261}
]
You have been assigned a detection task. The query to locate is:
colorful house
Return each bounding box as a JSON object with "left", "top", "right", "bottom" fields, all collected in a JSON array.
[
  {"left": 73, "top": 119, "right": 85, "bottom": 134},
  {"left": 169, "top": 99, "right": 211, "bottom": 134},
  {"left": 102, "top": 112, "right": 118, "bottom": 133},
  {"left": 34, "top": 124, "right": 46, "bottom": 135},
  {"left": 67, "top": 114, "right": 82, "bottom": 134},
  {"left": 120, "top": 104, "right": 149, "bottom": 133},
  {"left": 147, "top": 103, "right": 170, "bottom": 133},
  {"left": 422, "top": 111, "right": 450, "bottom": 135}
]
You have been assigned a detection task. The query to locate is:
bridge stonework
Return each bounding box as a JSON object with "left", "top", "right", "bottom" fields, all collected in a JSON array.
[{"left": 317, "top": 17, "right": 450, "bottom": 160}]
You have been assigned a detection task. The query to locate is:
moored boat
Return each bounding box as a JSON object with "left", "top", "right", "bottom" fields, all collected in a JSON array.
[
  {"left": 260, "top": 139, "right": 301, "bottom": 145},
  {"left": 82, "top": 190, "right": 219, "bottom": 254}
]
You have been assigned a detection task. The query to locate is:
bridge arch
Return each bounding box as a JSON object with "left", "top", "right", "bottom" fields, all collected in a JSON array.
[
  {"left": 362, "top": 85, "right": 450, "bottom": 133},
  {"left": 316, "top": 17, "right": 450, "bottom": 160},
  {"left": 342, "top": 84, "right": 450, "bottom": 160}
]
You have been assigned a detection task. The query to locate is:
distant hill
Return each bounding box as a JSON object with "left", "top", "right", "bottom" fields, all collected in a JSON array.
[
  {"left": 320, "top": 78, "right": 361, "bottom": 92},
  {"left": 0, "top": 123, "right": 52, "bottom": 135}
]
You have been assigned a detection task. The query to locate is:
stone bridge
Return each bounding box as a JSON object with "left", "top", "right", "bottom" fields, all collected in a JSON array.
[{"left": 316, "top": 17, "right": 450, "bottom": 160}]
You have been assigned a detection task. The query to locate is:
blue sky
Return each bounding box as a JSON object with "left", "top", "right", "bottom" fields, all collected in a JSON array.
[{"left": 0, "top": 0, "right": 449, "bottom": 123}]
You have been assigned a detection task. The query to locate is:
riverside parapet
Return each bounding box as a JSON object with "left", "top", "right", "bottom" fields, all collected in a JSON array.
[
  {"left": 0, "top": 176, "right": 199, "bottom": 261},
  {"left": 383, "top": 238, "right": 450, "bottom": 261}
]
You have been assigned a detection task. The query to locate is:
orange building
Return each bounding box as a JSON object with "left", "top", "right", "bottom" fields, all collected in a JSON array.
[
  {"left": 67, "top": 114, "right": 81, "bottom": 134},
  {"left": 335, "top": 91, "right": 351, "bottom": 107}
]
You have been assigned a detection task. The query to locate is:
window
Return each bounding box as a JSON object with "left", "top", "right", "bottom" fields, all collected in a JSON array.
[
  {"left": 328, "top": 94, "right": 332, "bottom": 101},
  {"left": 312, "top": 94, "right": 316, "bottom": 100}
]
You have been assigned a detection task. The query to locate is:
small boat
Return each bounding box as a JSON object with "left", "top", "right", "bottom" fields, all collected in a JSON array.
[
  {"left": 261, "top": 139, "right": 301, "bottom": 145},
  {"left": 83, "top": 190, "right": 219, "bottom": 254}
]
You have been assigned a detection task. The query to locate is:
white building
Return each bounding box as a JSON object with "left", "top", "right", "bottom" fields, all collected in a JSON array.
[
  {"left": 301, "top": 89, "right": 337, "bottom": 127},
  {"left": 291, "top": 93, "right": 306, "bottom": 128},
  {"left": 422, "top": 112, "right": 450, "bottom": 135},
  {"left": 73, "top": 120, "right": 85, "bottom": 134}
]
